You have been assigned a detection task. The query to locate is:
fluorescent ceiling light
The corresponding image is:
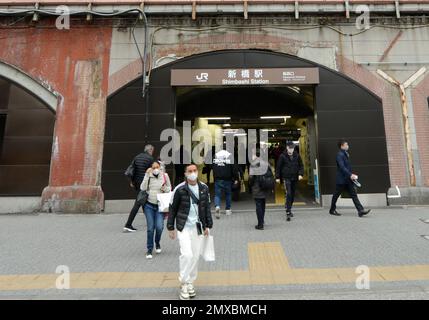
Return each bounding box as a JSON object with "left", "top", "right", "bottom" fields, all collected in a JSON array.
[
  {"left": 202, "top": 117, "right": 231, "bottom": 120},
  {"left": 260, "top": 116, "right": 291, "bottom": 119},
  {"left": 262, "top": 129, "right": 277, "bottom": 132}
]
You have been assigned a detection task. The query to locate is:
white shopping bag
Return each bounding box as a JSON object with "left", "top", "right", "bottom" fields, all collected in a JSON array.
[
  {"left": 200, "top": 235, "right": 215, "bottom": 262},
  {"left": 157, "top": 192, "right": 173, "bottom": 212}
]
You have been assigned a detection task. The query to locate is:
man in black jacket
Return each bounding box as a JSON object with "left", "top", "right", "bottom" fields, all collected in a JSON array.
[
  {"left": 212, "top": 150, "right": 239, "bottom": 219},
  {"left": 123, "top": 144, "right": 155, "bottom": 232},
  {"left": 168, "top": 163, "right": 213, "bottom": 300},
  {"left": 276, "top": 141, "right": 304, "bottom": 221}
]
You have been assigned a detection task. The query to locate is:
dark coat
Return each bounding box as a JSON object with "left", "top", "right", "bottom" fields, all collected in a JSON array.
[
  {"left": 336, "top": 150, "right": 353, "bottom": 185},
  {"left": 212, "top": 161, "right": 239, "bottom": 181},
  {"left": 275, "top": 151, "right": 304, "bottom": 181},
  {"left": 249, "top": 160, "right": 273, "bottom": 199},
  {"left": 167, "top": 181, "right": 213, "bottom": 232},
  {"left": 131, "top": 152, "right": 154, "bottom": 189}
]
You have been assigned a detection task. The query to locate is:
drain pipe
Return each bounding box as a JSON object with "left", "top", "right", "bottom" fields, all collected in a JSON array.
[{"left": 377, "top": 67, "right": 426, "bottom": 187}]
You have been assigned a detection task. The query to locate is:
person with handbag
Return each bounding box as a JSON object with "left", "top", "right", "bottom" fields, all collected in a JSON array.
[
  {"left": 123, "top": 144, "right": 155, "bottom": 232},
  {"left": 140, "top": 161, "right": 172, "bottom": 259},
  {"left": 329, "top": 139, "right": 371, "bottom": 217},
  {"left": 168, "top": 163, "right": 213, "bottom": 300}
]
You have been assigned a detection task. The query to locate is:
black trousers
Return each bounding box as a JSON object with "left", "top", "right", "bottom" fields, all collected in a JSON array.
[
  {"left": 125, "top": 190, "right": 142, "bottom": 227},
  {"left": 255, "top": 198, "right": 266, "bottom": 226},
  {"left": 284, "top": 179, "right": 297, "bottom": 212},
  {"left": 330, "top": 183, "right": 364, "bottom": 213}
]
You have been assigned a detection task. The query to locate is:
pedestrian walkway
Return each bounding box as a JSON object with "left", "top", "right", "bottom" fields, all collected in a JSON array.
[{"left": 1, "top": 207, "right": 429, "bottom": 299}]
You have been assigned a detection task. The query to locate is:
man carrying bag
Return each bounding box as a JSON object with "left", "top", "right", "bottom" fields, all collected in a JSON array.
[{"left": 168, "top": 164, "right": 213, "bottom": 300}]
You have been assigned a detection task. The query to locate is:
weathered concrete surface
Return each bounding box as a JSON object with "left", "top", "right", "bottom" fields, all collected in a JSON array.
[{"left": 388, "top": 187, "right": 429, "bottom": 206}]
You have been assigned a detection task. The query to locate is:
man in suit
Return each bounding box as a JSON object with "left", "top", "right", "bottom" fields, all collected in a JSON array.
[{"left": 329, "top": 139, "right": 371, "bottom": 217}]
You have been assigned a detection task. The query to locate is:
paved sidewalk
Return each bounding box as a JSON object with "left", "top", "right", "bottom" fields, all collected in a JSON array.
[{"left": 1, "top": 206, "right": 429, "bottom": 299}]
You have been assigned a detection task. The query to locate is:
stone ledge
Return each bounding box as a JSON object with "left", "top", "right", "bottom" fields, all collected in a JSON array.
[
  {"left": 41, "top": 186, "right": 105, "bottom": 214},
  {"left": 387, "top": 187, "right": 429, "bottom": 206}
]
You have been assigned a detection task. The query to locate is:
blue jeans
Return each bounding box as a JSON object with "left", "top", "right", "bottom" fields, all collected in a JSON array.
[
  {"left": 214, "top": 180, "right": 232, "bottom": 210},
  {"left": 144, "top": 202, "right": 164, "bottom": 251}
]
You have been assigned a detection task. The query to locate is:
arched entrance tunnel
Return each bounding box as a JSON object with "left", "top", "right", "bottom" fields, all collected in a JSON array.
[
  {"left": 102, "top": 49, "right": 391, "bottom": 208},
  {"left": 0, "top": 76, "right": 55, "bottom": 196}
]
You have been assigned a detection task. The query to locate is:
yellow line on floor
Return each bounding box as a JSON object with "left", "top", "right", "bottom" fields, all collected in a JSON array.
[{"left": 1, "top": 242, "right": 429, "bottom": 291}]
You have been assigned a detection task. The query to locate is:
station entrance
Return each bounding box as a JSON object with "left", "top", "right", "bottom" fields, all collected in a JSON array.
[
  {"left": 102, "top": 49, "right": 390, "bottom": 208},
  {"left": 174, "top": 85, "right": 319, "bottom": 208}
]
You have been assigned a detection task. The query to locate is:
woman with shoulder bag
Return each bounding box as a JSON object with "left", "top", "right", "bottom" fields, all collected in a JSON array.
[
  {"left": 140, "top": 161, "right": 172, "bottom": 259},
  {"left": 249, "top": 155, "right": 274, "bottom": 230}
]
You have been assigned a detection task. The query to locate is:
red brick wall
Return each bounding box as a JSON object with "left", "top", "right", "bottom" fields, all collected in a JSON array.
[
  {"left": 413, "top": 75, "right": 429, "bottom": 187},
  {"left": 0, "top": 21, "right": 112, "bottom": 212}
]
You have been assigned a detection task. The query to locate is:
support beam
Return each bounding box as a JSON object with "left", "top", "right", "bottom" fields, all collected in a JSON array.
[
  {"left": 345, "top": 0, "right": 350, "bottom": 20},
  {"left": 139, "top": 1, "right": 145, "bottom": 20},
  {"left": 192, "top": 1, "right": 196, "bottom": 20},
  {"left": 395, "top": 0, "right": 401, "bottom": 19},
  {"left": 86, "top": 3, "right": 92, "bottom": 21},
  {"left": 294, "top": 1, "right": 299, "bottom": 20},
  {"left": 32, "top": 2, "right": 39, "bottom": 22}
]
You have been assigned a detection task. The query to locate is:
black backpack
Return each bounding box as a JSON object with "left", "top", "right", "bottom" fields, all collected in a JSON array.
[{"left": 258, "top": 167, "right": 275, "bottom": 191}]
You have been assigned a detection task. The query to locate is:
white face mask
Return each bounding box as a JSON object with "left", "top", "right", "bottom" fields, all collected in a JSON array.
[
  {"left": 187, "top": 172, "right": 198, "bottom": 182},
  {"left": 152, "top": 169, "right": 160, "bottom": 176}
]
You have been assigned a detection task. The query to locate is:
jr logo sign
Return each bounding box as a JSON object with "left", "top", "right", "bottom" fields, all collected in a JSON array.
[{"left": 196, "top": 72, "right": 209, "bottom": 83}]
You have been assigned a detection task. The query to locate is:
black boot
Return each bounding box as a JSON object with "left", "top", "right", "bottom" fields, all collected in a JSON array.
[
  {"left": 286, "top": 211, "right": 292, "bottom": 221},
  {"left": 358, "top": 209, "right": 371, "bottom": 217},
  {"left": 329, "top": 210, "right": 341, "bottom": 216}
]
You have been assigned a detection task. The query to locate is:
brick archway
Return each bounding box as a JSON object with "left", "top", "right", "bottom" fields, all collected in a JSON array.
[{"left": 104, "top": 48, "right": 392, "bottom": 204}]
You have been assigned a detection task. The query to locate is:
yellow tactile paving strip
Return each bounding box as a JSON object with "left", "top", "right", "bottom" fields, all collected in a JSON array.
[
  {"left": 273, "top": 183, "right": 305, "bottom": 206},
  {"left": 1, "top": 242, "right": 429, "bottom": 291}
]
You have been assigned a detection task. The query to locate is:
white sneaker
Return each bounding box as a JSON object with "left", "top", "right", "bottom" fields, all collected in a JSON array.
[
  {"left": 225, "top": 209, "right": 232, "bottom": 216},
  {"left": 123, "top": 226, "right": 137, "bottom": 233},
  {"left": 215, "top": 206, "right": 221, "bottom": 219},
  {"left": 146, "top": 251, "right": 153, "bottom": 259},
  {"left": 179, "top": 284, "right": 190, "bottom": 300},
  {"left": 187, "top": 283, "right": 196, "bottom": 298}
]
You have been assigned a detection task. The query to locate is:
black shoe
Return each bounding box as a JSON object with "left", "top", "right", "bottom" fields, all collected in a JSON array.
[
  {"left": 329, "top": 210, "right": 341, "bottom": 216},
  {"left": 358, "top": 209, "right": 371, "bottom": 217},
  {"left": 255, "top": 225, "right": 264, "bottom": 230},
  {"left": 289, "top": 212, "right": 294, "bottom": 218},
  {"left": 123, "top": 225, "right": 137, "bottom": 232}
]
